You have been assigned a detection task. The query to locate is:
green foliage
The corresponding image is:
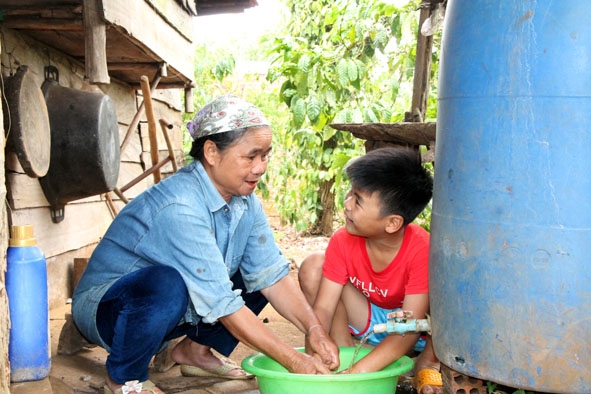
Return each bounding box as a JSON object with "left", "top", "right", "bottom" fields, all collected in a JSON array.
[{"left": 265, "top": 0, "right": 438, "bottom": 232}]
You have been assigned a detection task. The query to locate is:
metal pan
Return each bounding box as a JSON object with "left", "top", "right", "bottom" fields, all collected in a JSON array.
[{"left": 2, "top": 65, "right": 51, "bottom": 178}]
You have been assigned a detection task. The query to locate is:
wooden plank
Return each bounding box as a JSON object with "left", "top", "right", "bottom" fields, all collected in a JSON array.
[
  {"left": 1, "top": 19, "right": 83, "bottom": 31},
  {"left": 119, "top": 123, "right": 143, "bottom": 163},
  {"left": 99, "top": 84, "right": 138, "bottom": 125},
  {"left": 6, "top": 172, "right": 47, "bottom": 209},
  {"left": 139, "top": 109, "right": 183, "bottom": 149},
  {"left": 6, "top": 151, "right": 24, "bottom": 175},
  {"left": 145, "top": 0, "right": 194, "bottom": 41},
  {"left": 10, "top": 202, "right": 113, "bottom": 258},
  {"left": 46, "top": 244, "right": 96, "bottom": 309},
  {"left": 151, "top": 88, "right": 184, "bottom": 112},
  {"left": 0, "top": 29, "right": 58, "bottom": 83},
  {"left": 102, "top": 0, "right": 194, "bottom": 84},
  {"left": 0, "top": 34, "right": 9, "bottom": 389},
  {"left": 0, "top": 5, "right": 83, "bottom": 30},
  {"left": 331, "top": 122, "right": 436, "bottom": 146},
  {"left": 116, "top": 161, "right": 151, "bottom": 199},
  {"left": 6, "top": 172, "right": 108, "bottom": 210},
  {"left": 83, "top": 0, "right": 110, "bottom": 83}
]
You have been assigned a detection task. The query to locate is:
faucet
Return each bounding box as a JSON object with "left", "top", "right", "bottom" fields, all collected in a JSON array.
[{"left": 373, "top": 311, "right": 432, "bottom": 335}]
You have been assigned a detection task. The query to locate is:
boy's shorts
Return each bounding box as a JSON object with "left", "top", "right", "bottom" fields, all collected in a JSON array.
[{"left": 348, "top": 301, "right": 426, "bottom": 352}]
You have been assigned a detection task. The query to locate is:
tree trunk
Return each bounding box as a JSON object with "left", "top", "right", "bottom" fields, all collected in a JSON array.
[
  {"left": 310, "top": 137, "right": 337, "bottom": 236},
  {"left": 310, "top": 177, "right": 335, "bottom": 236}
]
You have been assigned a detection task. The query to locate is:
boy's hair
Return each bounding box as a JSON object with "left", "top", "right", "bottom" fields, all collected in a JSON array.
[{"left": 345, "top": 147, "right": 433, "bottom": 225}]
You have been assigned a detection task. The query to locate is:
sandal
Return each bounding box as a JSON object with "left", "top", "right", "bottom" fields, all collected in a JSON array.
[
  {"left": 104, "top": 379, "right": 159, "bottom": 394},
  {"left": 412, "top": 369, "right": 443, "bottom": 394},
  {"left": 180, "top": 357, "right": 253, "bottom": 380}
]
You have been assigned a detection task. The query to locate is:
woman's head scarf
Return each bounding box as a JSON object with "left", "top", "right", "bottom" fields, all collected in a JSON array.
[{"left": 186, "top": 95, "right": 270, "bottom": 140}]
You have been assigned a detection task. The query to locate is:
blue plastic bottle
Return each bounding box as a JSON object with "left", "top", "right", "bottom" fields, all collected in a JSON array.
[{"left": 6, "top": 225, "right": 51, "bottom": 382}]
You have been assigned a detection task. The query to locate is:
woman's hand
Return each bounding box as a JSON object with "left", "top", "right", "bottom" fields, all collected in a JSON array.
[
  {"left": 304, "top": 325, "right": 340, "bottom": 371},
  {"left": 286, "top": 349, "right": 335, "bottom": 374}
]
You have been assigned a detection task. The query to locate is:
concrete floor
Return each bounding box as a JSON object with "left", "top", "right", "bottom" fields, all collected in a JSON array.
[{"left": 9, "top": 301, "right": 305, "bottom": 394}]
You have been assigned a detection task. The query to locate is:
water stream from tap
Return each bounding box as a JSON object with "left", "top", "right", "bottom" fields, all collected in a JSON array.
[{"left": 346, "top": 330, "right": 373, "bottom": 372}]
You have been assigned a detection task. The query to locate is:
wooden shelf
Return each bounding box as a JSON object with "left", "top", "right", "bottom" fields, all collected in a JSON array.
[{"left": 331, "top": 122, "right": 436, "bottom": 146}]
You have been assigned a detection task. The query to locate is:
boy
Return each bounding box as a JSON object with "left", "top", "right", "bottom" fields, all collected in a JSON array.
[{"left": 299, "top": 147, "right": 442, "bottom": 394}]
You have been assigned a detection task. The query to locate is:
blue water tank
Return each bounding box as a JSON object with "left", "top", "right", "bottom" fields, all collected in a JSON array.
[
  {"left": 6, "top": 225, "right": 51, "bottom": 382},
  {"left": 430, "top": 1, "right": 591, "bottom": 393}
]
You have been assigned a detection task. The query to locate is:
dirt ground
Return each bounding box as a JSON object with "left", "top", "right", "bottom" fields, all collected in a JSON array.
[{"left": 10, "top": 202, "right": 420, "bottom": 394}]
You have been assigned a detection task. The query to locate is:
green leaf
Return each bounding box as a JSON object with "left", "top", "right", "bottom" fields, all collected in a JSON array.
[
  {"left": 391, "top": 14, "right": 402, "bottom": 38},
  {"left": 292, "top": 98, "right": 307, "bottom": 128},
  {"left": 355, "top": 59, "right": 366, "bottom": 79},
  {"left": 337, "top": 58, "right": 349, "bottom": 86},
  {"left": 323, "top": 126, "right": 337, "bottom": 141},
  {"left": 364, "top": 107, "right": 379, "bottom": 123},
  {"left": 298, "top": 54, "right": 311, "bottom": 72},
  {"left": 324, "top": 89, "right": 337, "bottom": 107},
  {"left": 307, "top": 96, "right": 321, "bottom": 123},
  {"left": 347, "top": 58, "right": 358, "bottom": 82},
  {"left": 334, "top": 108, "right": 352, "bottom": 123},
  {"left": 313, "top": 112, "right": 329, "bottom": 131},
  {"left": 280, "top": 80, "right": 297, "bottom": 106},
  {"left": 390, "top": 78, "right": 400, "bottom": 102},
  {"left": 374, "top": 24, "right": 389, "bottom": 50}
]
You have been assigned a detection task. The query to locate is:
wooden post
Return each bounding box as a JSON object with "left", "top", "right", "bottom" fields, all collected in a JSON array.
[
  {"left": 159, "top": 118, "right": 178, "bottom": 173},
  {"left": 83, "top": 0, "right": 110, "bottom": 84},
  {"left": 140, "top": 75, "right": 161, "bottom": 183},
  {"left": 405, "top": 1, "right": 436, "bottom": 123},
  {"left": 185, "top": 86, "right": 194, "bottom": 113},
  {"left": 119, "top": 73, "right": 162, "bottom": 155}
]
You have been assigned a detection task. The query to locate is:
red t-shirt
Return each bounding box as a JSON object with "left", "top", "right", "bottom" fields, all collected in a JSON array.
[{"left": 322, "top": 224, "right": 430, "bottom": 309}]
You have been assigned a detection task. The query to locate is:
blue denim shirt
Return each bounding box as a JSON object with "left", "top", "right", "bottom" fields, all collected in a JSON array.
[{"left": 72, "top": 161, "right": 289, "bottom": 349}]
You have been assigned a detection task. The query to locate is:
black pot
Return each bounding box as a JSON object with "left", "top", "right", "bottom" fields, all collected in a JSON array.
[{"left": 39, "top": 66, "right": 120, "bottom": 223}]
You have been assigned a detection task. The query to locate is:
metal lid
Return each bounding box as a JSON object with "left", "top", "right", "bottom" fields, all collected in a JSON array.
[{"left": 9, "top": 225, "right": 37, "bottom": 247}]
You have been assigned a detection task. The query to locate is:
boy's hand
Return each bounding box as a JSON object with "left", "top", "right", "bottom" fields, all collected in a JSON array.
[
  {"left": 386, "top": 310, "right": 414, "bottom": 319},
  {"left": 304, "top": 325, "right": 340, "bottom": 371}
]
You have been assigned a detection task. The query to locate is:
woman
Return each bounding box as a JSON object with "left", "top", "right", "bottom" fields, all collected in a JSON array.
[{"left": 72, "top": 95, "right": 339, "bottom": 394}]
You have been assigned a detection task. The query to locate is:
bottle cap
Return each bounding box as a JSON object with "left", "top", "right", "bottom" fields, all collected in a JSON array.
[{"left": 9, "top": 225, "right": 37, "bottom": 247}]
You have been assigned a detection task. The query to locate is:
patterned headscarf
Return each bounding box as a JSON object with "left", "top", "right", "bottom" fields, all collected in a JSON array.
[{"left": 186, "top": 95, "right": 270, "bottom": 140}]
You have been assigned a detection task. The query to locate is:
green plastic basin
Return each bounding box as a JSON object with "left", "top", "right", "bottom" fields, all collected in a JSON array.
[{"left": 241, "top": 347, "right": 414, "bottom": 394}]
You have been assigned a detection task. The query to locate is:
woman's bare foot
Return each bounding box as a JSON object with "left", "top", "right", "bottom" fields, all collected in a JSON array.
[
  {"left": 105, "top": 373, "right": 165, "bottom": 394},
  {"left": 170, "top": 337, "right": 248, "bottom": 378}
]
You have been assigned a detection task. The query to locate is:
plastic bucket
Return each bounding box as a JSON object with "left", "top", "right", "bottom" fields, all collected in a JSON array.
[{"left": 242, "top": 347, "right": 413, "bottom": 394}]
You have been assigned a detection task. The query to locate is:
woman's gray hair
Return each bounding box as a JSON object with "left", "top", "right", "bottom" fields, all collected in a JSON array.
[{"left": 189, "top": 127, "right": 249, "bottom": 160}]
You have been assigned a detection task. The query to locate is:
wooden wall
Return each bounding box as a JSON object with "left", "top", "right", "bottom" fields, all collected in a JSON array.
[
  {"left": 1, "top": 27, "right": 186, "bottom": 315},
  {"left": 0, "top": 33, "right": 11, "bottom": 394}
]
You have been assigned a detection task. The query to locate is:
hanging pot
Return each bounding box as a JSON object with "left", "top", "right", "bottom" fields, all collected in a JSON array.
[
  {"left": 39, "top": 66, "right": 120, "bottom": 223},
  {"left": 2, "top": 65, "right": 51, "bottom": 177}
]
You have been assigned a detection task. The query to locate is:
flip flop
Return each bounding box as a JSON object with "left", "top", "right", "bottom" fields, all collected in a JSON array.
[
  {"left": 412, "top": 368, "right": 443, "bottom": 394},
  {"left": 104, "top": 379, "right": 159, "bottom": 394},
  {"left": 180, "top": 357, "right": 254, "bottom": 380}
]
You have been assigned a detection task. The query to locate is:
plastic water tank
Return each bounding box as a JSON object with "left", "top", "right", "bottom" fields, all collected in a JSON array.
[{"left": 430, "top": 1, "right": 591, "bottom": 393}]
